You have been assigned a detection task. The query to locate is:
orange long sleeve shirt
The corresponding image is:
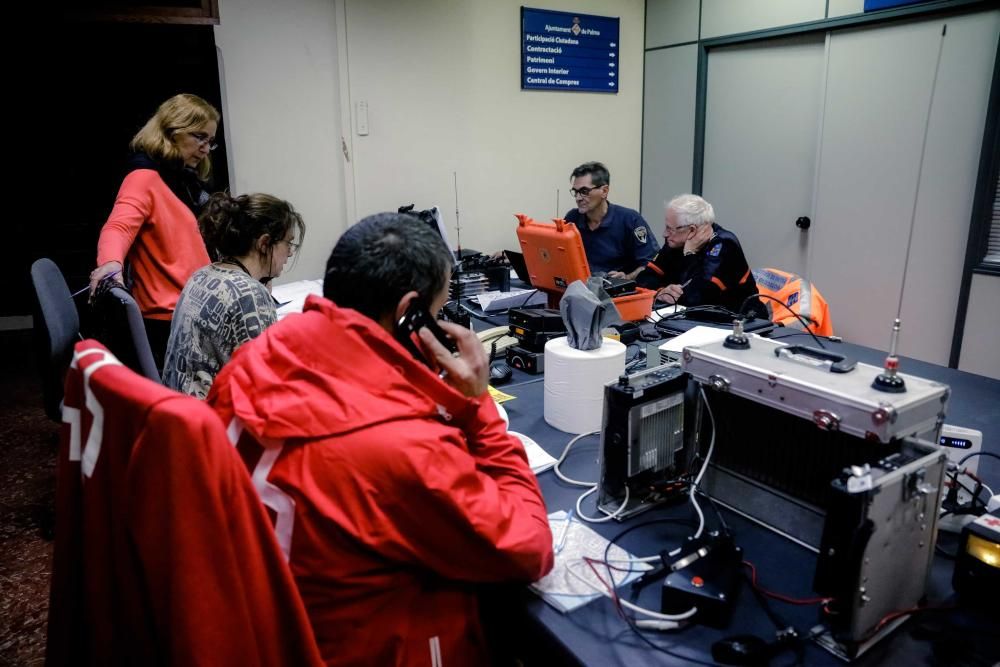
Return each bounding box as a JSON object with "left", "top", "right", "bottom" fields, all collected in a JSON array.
[{"left": 97, "top": 169, "right": 210, "bottom": 320}]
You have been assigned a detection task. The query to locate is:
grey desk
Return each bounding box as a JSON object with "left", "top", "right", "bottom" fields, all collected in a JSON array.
[{"left": 496, "top": 335, "right": 1000, "bottom": 666}]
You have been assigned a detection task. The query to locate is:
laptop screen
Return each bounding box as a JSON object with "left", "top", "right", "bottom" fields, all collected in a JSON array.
[{"left": 504, "top": 250, "right": 532, "bottom": 284}]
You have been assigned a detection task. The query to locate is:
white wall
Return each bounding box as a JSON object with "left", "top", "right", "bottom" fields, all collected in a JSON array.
[
  {"left": 960, "top": 274, "right": 1000, "bottom": 379},
  {"left": 339, "top": 0, "right": 647, "bottom": 255},
  {"left": 214, "top": 0, "right": 349, "bottom": 285},
  {"left": 643, "top": 1, "right": 999, "bottom": 369}
]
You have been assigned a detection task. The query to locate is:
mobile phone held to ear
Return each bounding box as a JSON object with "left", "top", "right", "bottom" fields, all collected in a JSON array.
[{"left": 395, "top": 299, "right": 457, "bottom": 368}]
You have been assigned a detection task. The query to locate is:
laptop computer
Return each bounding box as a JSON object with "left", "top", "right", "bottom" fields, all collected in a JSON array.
[
  {"left": 504, "top": 250, "right": 532, "bottom": 285},
  {"left": 656, "top": 311, "right": 774, "bottom": 337}
]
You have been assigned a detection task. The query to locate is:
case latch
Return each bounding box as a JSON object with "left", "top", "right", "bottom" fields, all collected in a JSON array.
[{"left": 813, "top": 409, "right": 841, "bottom": 431}]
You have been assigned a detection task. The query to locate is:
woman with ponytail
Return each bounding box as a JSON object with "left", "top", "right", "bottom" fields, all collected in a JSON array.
[{"left": 162, "top": 191, "right": 305, "bottom": 398}]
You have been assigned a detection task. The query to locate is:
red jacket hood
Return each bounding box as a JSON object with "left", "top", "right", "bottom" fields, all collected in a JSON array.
[{"left": 209, "top": 295, "right": 481, "bottom": 442}]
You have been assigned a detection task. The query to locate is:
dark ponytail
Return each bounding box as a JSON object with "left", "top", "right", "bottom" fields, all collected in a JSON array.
[{"left": 199, "top": 191, "right": 305, "bottom": 261}]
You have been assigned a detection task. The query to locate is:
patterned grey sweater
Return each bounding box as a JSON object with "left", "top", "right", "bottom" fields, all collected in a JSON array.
[{"left": 162, "top": 263, "right": 277, "bottom": 399}]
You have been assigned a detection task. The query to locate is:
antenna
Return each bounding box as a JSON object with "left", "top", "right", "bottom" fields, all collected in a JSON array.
[
  {"left": 556, "top": 188, "right": 560, "bottom": 219},
  {"left": 453, "top": 171, "right": 462, "bottom": 259},
  {"left": 872, "top": 29, "right": 944, "bottom": 394}
]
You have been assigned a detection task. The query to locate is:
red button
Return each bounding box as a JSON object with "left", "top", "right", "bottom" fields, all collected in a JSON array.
[{"left": 691, "top": 576, "right": 704, "bottom": 588}]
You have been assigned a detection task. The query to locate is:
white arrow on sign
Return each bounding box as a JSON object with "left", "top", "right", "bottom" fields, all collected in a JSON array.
[
  {"left": 608, "top": 81, "right": 615, "bottom": 87},
  {"left": 609, "top": 62, "right": 616, "bottom": 68},
  {"left": 609, "top": 52, "right": 616, "bottom": 58},
  {"left": 610, "top": 42, "right": 617, "bottom": 47},
  {"left": 609, "top": 72, "right": 616, "bottom": 77}
]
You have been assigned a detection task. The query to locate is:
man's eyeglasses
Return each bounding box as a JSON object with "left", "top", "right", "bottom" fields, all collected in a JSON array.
[
  {"left": 190, "top": 132, "right": 219, "bottom": 151},
  {"left": 570, "top": 186, "right": 603, "bottom": 198},
  {"left": 665, "top": 224, "right": 692, "bottom": 235}
]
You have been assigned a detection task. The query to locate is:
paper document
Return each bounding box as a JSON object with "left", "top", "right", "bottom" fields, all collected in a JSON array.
[
  {"left": 647, "top": 303, "right": 686, "bottom": 322},
  {"left": 272, "top": 279, "right": 324, "bottom": 319},
  {"left": 509, "top": 431, "right": 556, "bottom": 475},
  {"left": 473, "top": 288, "right": 547, "bottom": 312},
  {"left": 529, "top": 510, "right": 651, "bottom": 613}
]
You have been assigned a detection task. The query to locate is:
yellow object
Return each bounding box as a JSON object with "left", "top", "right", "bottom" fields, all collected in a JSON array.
[
  {"left": 966, "top": 533, "right": 1000, "bottom": 568},
  {"left": 488, "top": 386, "right": 516, "bottom": 404}
]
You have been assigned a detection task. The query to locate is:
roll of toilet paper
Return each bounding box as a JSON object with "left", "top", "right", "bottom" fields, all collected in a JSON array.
[{"left": 543, "top": 336, "right": 626, "bottom": 434}]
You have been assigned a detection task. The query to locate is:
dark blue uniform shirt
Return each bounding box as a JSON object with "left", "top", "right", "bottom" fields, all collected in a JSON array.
[
  {"left": 564, "top": 203, "right": 659, "bottom": 275},
  {"left": 636, "top": 222, "right": 766, "bottom": 318}
]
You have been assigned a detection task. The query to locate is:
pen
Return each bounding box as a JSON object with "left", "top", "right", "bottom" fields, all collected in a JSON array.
[
  {"left": 555, "top": 510, "right": 574, "bottom": 553},
  {"left": 680, "top": 278, "right": 692, "bottom": 289},
  {"left": 72, "top": 270, "right": 121, "bottom": 298}
]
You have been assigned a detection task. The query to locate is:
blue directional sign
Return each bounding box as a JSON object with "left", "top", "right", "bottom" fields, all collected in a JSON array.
[{"left": 521, "top": 7, "right": 620, "bottom": 94}]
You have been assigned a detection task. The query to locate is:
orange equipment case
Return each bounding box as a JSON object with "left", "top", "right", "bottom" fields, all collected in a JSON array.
[{"left": 514, "top": 214, "right": 655, "bottom": 321}]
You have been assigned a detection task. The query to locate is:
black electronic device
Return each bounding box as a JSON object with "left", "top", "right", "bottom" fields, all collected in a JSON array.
[
  {"left": 597, "top": 364, "right": 695, "bottom": 519},
  {"left": 661, "top": 532, "right": 743, "bottom": 629},
  {"left": 952, "top": 509, "right": 1000, "bottom": 608},
  {"left": 509, "top": 307, "right": 564, "bottom": 332},
  {"left": 508, "top": 307, "right": 566, "bottom": 353},
  {"left": 601, "top": 276, "right": 637, "bottom": 298},
  {"left": 489, "top": 361, "right": 513, "bottom": 385},
  {"left": 439, "top": 301, "right": 470, "bottom": 329},
  {"left": 506, "top": 345, "right": 544, "bottom": 374},
  {"left": 394, "top": 299, "right": 456, "bottom": 369},
  {"left": 657, "top": 314, "right": 774, "bottom": 337}
]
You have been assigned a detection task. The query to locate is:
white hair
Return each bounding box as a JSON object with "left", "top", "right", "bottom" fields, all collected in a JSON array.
[{"left": 665, "top": 194, "right": 715, "bottom": 228}]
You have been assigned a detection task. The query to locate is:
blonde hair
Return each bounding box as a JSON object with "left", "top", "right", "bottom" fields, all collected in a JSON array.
[{"left": 130, "top": 93, "right": 220, "bottom": 181}]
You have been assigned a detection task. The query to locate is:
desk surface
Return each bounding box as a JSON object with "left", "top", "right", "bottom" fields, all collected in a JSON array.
[
  {"left": 275, "top": 281, "right": 999, "bottom": 664},
  {"left": 503, "top": 334, "right": 1000, "bottom": 667}
]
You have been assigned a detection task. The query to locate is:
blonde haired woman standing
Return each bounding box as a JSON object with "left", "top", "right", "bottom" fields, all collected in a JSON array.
[{"left": 89, "top": 93, "right": 220, "bottom": 368}]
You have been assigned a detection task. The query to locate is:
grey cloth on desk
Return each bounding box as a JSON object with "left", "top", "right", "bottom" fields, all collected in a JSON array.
[{"left": 559, "top": 278, "right": 620, "bottom": 350}]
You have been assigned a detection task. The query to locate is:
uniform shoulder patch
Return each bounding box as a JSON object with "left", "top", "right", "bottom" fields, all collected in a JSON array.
[
  {"left": 786, "top": 291, "right": 800, "bottom": 307},
  {"left": 634, "top": 226, "right": 648, "bottom": 244},
  {"left": 708, "top": 242, "right": 722, "bottom": 257}
]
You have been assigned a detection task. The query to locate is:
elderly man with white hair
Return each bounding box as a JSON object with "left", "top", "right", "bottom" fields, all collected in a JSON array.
[{"left": 636, "top": 194, "right": 766, "bottom": 318}]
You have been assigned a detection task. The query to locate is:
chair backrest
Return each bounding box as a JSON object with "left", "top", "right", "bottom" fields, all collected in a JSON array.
[
  {"left": 47, "top": 341, "right": 323, "bottom": 666},
  {"left": 30, "top": 258, "right": 80, "bottom": 420},
  {"left": 91, "top": 285, "right": 161, "bottom": 382}
]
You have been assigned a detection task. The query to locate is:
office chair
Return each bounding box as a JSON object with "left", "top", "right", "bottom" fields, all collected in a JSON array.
[
  {"left": 47, "top": 341, "right": 324, "bottom": 666},
  {"left": 30, "top": 258, "right": 81, "bottom": 421},
  {"left": 90, "top": 285, "right": 161, "bottom": 382}
]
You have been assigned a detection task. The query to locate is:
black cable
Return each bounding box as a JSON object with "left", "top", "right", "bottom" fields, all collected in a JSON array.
[
  {"left": 741, "top": 293, "right": 826, "bottom": 350},
  {"left": 958, "top": 451, "right": 1000, "bottom": 466},
  {"left": 766, "top": 330, "right": 842, "bottom": 344},
  {"left": 513, "top": 288, "right": 541, "bottom": 310},
  {"left": 599, "top": 519, "right": 720, "bottom": 667},
  {"left": 697, "top": 489, "right": 730, "bottom": 536},
  {"left": 458, "top": 301, "right": 507, "bottom": 327}
]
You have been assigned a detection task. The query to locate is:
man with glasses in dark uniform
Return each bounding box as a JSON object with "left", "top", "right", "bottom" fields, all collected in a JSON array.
[{"left": 563, "top": 161, "right": 659, "bottom": 280}]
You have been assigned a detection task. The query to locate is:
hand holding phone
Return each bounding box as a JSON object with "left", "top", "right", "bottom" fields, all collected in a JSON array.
[
  {"left": 396, "top": 298, "right": 487, "bottom": 396},
  {"left": 419, "top": 322, "right": 489, "bottom": 397},
  {"left": 395, "top": 300, "right": 457, "bottom": 364}
]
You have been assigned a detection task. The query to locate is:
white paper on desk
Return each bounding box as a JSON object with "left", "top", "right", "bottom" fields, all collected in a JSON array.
[
  {"left": 473, "top": 288, "right": 547, "bottom": 312},
  {"left": 647, "top": 303, "right": 686, "bottom": 322},
  {"left": 509, "top": 431, "right": 556, "bottom": 475},
  {"left": 271, "top": 279, "right": 324, "bottom": 320},
  {"left": 529, "top": 511, "right": 651, "bottom": 614}
]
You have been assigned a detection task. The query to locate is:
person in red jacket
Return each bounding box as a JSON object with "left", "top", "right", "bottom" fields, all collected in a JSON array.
[
  {"left": 207, "top": 212, "right": 554, "bottom": 667},
  {"left": 89, "top": 93, "right": 219, "bottom": 368}
]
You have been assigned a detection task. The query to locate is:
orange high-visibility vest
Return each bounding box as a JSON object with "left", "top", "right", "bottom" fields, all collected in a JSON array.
[{"left": 752, "top": 268, "right": 833, "bottom": 337}]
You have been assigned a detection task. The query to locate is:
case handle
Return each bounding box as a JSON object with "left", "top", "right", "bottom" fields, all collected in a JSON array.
[{"left": 775, "top": 344, "right": 856, "bottom": 374}]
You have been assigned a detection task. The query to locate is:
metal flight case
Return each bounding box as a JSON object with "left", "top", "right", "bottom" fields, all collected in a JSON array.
[{"left": 681, "top": 336, "right": 949, "bottom": 660}]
